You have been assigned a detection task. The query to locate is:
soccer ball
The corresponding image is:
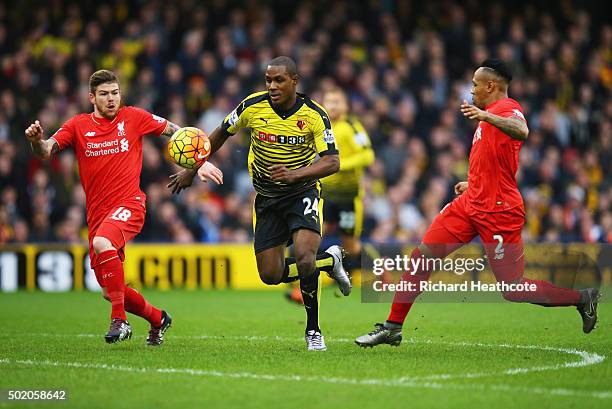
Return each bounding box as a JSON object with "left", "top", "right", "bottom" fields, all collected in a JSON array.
[{"left": 167, "top": 127, "right": 211, "bottom": 169}]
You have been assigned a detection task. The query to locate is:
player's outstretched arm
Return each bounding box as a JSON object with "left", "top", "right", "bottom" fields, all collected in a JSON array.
[
  {"left": 167, "top": 125, "right": 229, "bottom": 194},
  {"left": 269, "top": 154, "right": 339, "bottom": 184},
  {"left": 25, "top": 120, "right": 58, "bottom": 160},
  {"left": 167, "top": 162, "right": 223, "bottom": 194},
  {"left": 207, "top": 125, "right": 232, "bottom": 156},
  {"left": 460, "top": 100, "right": 529, "bottom": 141},
  {"left": 160, "top": 121, "right": 181, "bottom": 137}
]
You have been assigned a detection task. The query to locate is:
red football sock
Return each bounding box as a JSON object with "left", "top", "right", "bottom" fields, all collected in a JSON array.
[
  {"left": 387, "top": 248, "right": 433, "bottom": 325},
  {"left": 503, "top": 278, "right": 581, "bottom": 306},
  {"left": 97, "top": 250, "right": 126, "bottom": 320},
  {"left": 124, "top": 286, "right": 163, "bottom": 327}
]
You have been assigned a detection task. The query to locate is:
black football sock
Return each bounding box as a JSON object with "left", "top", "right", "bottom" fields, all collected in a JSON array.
[
  {"left": 280, "top": 257, "right": 300, "bottom": 283},
  {"left": 314, "top": 252, "right": 334, "bottom": 275},
  {"left": 300, "top": 268, "right": 321, "bottom": 332},
  {"left": 282, "top": 252, "right": 334, "bottom": 283}
]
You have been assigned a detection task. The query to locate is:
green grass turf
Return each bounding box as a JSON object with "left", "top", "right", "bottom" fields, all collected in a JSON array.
[{"left": 0, "top": 288, "right": 610, "bottom": 409}]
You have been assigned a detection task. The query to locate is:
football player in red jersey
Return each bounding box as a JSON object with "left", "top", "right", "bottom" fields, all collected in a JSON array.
[
  {"left": 25, "top": 70, "right": 223, "bottom": 345},
  {"left": 355, "top": 59, "right": 600, "bottom": 348}
]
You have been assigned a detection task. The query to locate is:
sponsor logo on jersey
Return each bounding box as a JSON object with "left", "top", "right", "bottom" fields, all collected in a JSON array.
[
  {"left": 117, "top": 121, "right": 126, "bottom": 136},
  {"left": 85, "top": 131, "right": 96, "bottom": 137},
  {"left": 85, "top": 138, "right": 129, "bottom": 157},
  {"left": 257, "top": 131, "right": 305, "bottom": 145},
  {"left": 323, "top": 129, "right": 335, "bottom": 144}
]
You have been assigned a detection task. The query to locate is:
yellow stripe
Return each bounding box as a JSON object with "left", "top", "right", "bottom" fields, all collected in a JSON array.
[
  {"left": 288, "top": 263, "right": 299, "bottom": 279},
  {"left": 252, "top": 199, "right": 256, "bottom": 231},
  {"left": 317, "top": 182, "right": 324, "bottom": 232},
  {"left": 316, "top": 256, "right": 333, "bottom": 270},
  {"left": 353, "top": 194, "right": 363, "bottom": 238}
]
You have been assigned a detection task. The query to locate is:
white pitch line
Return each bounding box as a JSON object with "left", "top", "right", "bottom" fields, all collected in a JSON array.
[
  {"left": 0, "top": 356, "right": 610, "bottom": 400},
  {"left": 3, "top": 333, "right": 608, "bottom": 394}
]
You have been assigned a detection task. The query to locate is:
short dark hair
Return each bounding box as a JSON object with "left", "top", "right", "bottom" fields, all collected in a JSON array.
[
  {"left": 89, "top": 70, "right": 120, "bottom": 93},
  {"left": 267, "top": 56, "right": 298, "bottom": 76},
  {"left": 479, "top": 58, "right": 512, "bottom": 83}
]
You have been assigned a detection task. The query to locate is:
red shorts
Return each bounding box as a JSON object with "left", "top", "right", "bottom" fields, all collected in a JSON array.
[
  {"left": 89, "top": 197, "right": 146, "bottom": 269},
  {"left": 423, "top": 193, "right": 525, "bottom": 282}
]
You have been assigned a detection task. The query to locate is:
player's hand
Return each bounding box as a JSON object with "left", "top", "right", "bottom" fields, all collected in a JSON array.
[
  {"left": 24, "top": 120, "right": 44, "bottom": 142},
  {"left": 197, "top": 161, "right": 223, "bottom": 185},
  {"left": 454, "top": 181, "right": 468, "bottom": 196},
  {"left": 460, "top": 100, "right": 489, "bottom": 121},
  {"left": 167, "top": 168, "right": 197, "bottom": 194},
  {"left": 269, "top": 164, "right": 299, "bottom": 184}
]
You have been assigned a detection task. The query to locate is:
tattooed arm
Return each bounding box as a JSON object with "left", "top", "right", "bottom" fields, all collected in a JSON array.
[
  {"left": 160, "top": 121, "right": 181, "bottom": 137},
  {"left": 460, "top": 100, "right": 529, "bottom": 141}
]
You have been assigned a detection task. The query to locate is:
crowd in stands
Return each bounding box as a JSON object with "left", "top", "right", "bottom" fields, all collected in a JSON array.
[{"left": 0, "top": 0, "right": 610, "bottom": 245}]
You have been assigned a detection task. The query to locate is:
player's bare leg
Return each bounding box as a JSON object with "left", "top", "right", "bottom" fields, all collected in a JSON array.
[{"left": 256, "top": 244, "right": 287, "bottom": 285}]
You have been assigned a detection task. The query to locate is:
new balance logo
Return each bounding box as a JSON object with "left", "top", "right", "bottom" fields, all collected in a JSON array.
[{"left": 85, "top": 131, "right": 96, "bottom": 137}]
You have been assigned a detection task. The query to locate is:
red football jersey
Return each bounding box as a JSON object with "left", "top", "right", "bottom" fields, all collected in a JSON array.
[
  {"left": 50, "top": 106, "right": 168, "bottom": 227},
  {"left": 466, "top": 98, "right": 526, "bottom": 213}
]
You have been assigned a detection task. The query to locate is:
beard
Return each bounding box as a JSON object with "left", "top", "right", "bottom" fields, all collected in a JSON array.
[{"left": 95, "top": 100, "right": 119, "bottom": 119}]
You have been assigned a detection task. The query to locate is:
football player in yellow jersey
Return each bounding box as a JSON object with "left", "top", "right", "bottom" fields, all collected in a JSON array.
[
  {"left": 321, "top": 88, "right": 375, "bottom": 274},
  {"left": 168, "top": 56, "right": 352, "bottom": 350}
]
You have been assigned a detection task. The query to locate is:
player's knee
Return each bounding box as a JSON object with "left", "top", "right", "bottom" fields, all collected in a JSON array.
[
  {"left": 259, "top": 269, "right": 283, "bottom": 285},
  {"left": 260, "top": 273, "right": 282, "bottom": 286},
  {"left": 295, "top": 255, "right": 316, "bottom": 277},
  {"left": 92, "top": 236, "right": 114, "bottom": 254}
]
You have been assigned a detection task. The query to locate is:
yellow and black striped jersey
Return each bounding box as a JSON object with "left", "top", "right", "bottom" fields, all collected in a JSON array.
[
  {"left": 321, "top": 115, "right": 374, "bottom": 201},
  {"left": 222, "top": 91, "right": 338, "bottom": 197}
]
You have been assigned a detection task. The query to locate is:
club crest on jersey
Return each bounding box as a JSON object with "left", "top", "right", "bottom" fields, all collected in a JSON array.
[
  {"left": 296, "top": 118, "right": 306, "bottom": 130},
  {"left": 117, "top": 121, "right": 126, "bottom": 136}
]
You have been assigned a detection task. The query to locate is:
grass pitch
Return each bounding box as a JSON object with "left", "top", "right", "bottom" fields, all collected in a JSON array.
[{"left": 0, "top": 288, "right": 610, "bottom": 408}]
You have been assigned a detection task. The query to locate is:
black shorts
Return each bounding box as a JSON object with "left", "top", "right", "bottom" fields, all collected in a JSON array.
[
  {"left": 322, "top": 196, "right": 363, "bottom": 237},
  {"left": 253, "top": 187, "right": 323, "bottom": 254}
]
